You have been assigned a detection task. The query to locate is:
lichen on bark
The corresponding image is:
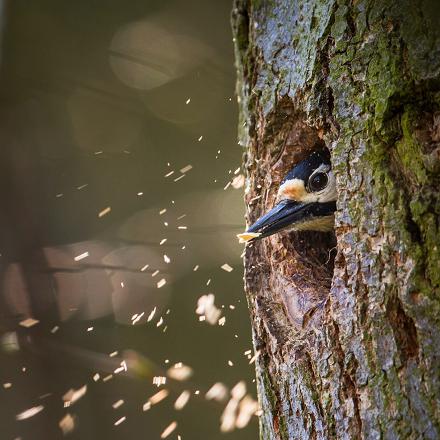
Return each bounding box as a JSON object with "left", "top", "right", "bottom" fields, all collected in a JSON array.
[{"left": 232, "top": 0, "right": 440, "bottom": 438}]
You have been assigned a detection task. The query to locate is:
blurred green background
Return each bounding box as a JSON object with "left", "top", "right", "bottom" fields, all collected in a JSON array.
[{"left": 0, "top": 0, "right": 257, "bottom": 438}]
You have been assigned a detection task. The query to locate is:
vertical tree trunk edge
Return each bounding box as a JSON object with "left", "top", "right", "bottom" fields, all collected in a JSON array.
[{"left": 232, "top": 1, "right": 440, "bottom": 439}]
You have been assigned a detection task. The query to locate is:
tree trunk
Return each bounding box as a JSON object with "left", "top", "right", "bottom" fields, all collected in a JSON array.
[{"left": 232, "top": 1, "right": 440, "bottom": 438}]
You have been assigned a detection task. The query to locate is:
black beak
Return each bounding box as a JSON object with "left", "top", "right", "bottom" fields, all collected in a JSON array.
[{"left": 245, "top": 200, "right": 336, "bottom": 241}]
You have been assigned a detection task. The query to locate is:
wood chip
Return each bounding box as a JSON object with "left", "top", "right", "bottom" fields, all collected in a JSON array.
[
  {"left": 174, "top": 391, "right": 190, "bottom": 410},
  {"left": 62, "top": 385, "right": 87, "bottom": 406},
  {"left": 161, "top": 421, "right": 177, "bottom": 439},
  {"left": 74, "top": 251, "right": 89, "bottom": 261},
  {"left": 221, "top": 263, "right": 233, "bottom": 272},
  {"left": 59, "top": 413, "right": 75, "bottom": 434},
  {"left": 205, "top": 383, "right": 228, "bottom": 402},
  {"left": 19, "top": 318, "right": 39, "bottom": 328},
  {"left": 16, "top": 405, "right": 44, "bottom": 421},
  {"left": 98, "top": 206, "right": 111, "bottom": 218},
  {"left": 179, "top": 165, "right": 193, "bottom": 173},
  {"left": 167, "top": 363, "right": 193, "bottom": 381},
  {"left": 114, "top": 416, "right": 126, "bottom": 426},
  {"left": 147, "top": 307, "right": 157, "bottom": 322},
  {"left": 237, "top": 232, "right": 261, "bottom": 243},
  {"left": 149, "top": 389, "right": 169, "bottom": 404},
  {"left": 112, "top": 399, "right": 124, "bottom": 409}
]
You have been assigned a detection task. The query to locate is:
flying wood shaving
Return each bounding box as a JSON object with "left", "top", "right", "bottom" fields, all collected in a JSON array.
[
  {"left": 152, "top": 376, "right": 167, "bottom": 387},
  {"left": 179, "top": 164, "right": 193, "bottom": 173},
  {"left": 237, "top": 232, "right": 261, "bottom": 243},
  {"left": 249, "top": 350, "right": 260, "bottom": 364},
  {"left": 16, "top": 405, "right": 44, "bottom": 421},
  {"left": 221, "top": 263, "right": 233, "bottom": 272},
  {"left": 174, "top": 390, "right": 190, "bottom": 410},
  {"left": 161, "top": 421, "right": 177, "bottom": 439},
  {"left": 98, "top": 207, "right": 111, "bottom": 218},
  {"left": 220, "top": 398, "right": 239, "bottom": 432},
  {"left": 149, "top": 389, "right": 169, "bottom": 404},
  {"left": 74, "top": 252, "right": 89, "bottom": 261},
  {"left": 164, "top": 255, "right": 171, "bottom": 263},
  {"left": 205, "top": 382, "right": 228, "bottom": 401},
  {"left": 112, "top": 400, "right": 124, "bottom": 409},
  {"left": 114, "top": 416, "right": 126, "bottom": 426},
  {"left": 62, "top": 385, "right": 87, "bottom": 406},
  {"left": 218, "top": 317, "right": 226, "bottom": 326},
  {"left": 231, "top": 174, "right": 245, "bottom": 189},
  {"left": 236, "top": 395, "right": 259, "bottom": 429},
  {"left": 157, "top": 278, "right": 166, "bottom": 288},
  {"left": 231, "top": 381, "right": 246, "bottom": 400},
  {"left": 147, "top": 307, "right": 157, "bottom": 322},
  {"left": 167, "top": 363, "right": 193, "bottom": 381},
  {"left": 19, "top": 318, "right": 39, "bottom": 328},
  {"left": 59, "top": 413, "right": 75, "bottom": 435},
  {"left": 196, "top": 294, "right": 222, "bottom": 325},
  {"left": 132, "top": 312, "right": 144, "bottom": 325},
  {"left": 114, "top": 360, "right": 127, "bottom": 374}
]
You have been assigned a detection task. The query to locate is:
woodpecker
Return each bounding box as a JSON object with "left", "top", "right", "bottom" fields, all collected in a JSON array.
[{"left": 238, "top": 150, "right": 336, "bottom": 242}]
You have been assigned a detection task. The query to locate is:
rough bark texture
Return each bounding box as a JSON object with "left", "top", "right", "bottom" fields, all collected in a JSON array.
[{"left": 232, "top": 1, "right": 440, "bottom": 439}]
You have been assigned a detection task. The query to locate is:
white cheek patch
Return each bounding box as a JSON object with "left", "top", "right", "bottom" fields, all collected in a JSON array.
[
  {"left": 277, "top": 170, "right": 337, "bottom": 203},
  {"left": 277, "top": 179, "right": 307, "bottom": 202}
]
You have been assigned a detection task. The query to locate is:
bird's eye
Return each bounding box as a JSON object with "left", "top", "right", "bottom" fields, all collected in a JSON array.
[{"left": 308, "top": 172, "right": 328, "bottom": 192}]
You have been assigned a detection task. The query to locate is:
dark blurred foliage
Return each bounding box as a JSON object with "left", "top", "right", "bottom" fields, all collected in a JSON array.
[{"left": 0, "top": 0, "right": 257, "bottom": 438}]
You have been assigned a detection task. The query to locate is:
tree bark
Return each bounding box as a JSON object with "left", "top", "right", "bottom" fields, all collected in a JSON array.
[{"left": 232, "top": 1, "right": 440, "bottom": 438}]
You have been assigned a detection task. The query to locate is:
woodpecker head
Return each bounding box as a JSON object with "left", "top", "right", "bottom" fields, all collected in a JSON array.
[{"left": 238, "top": 150, "right": 336, "bottom": 242}]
